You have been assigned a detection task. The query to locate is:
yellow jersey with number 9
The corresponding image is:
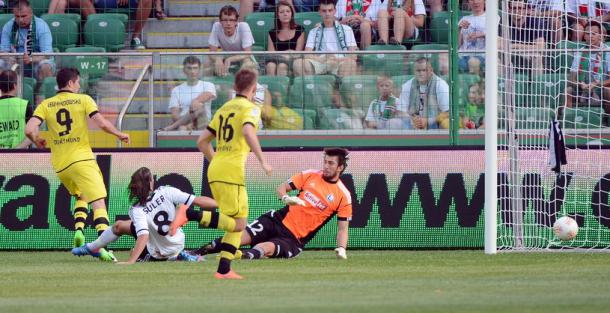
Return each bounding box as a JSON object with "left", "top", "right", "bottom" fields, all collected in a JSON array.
[
  {"left": 33, "top": 91, "right": 97, "bottom": 173},
  {"left": 206, "top": 95, "right": 260, "bottom": 186}
]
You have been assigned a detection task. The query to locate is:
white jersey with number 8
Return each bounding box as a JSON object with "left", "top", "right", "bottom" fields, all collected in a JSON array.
[{"left": 129, "top": 186, "right": 194, "bottom": 259}]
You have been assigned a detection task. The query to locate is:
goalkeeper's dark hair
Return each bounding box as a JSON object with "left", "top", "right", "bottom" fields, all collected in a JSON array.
[
  {"left": 129, "top": 167, "right": 153, "bottom": 206},
  {"left": 324, "top": 147, "right": 349, "bottom": 172}
]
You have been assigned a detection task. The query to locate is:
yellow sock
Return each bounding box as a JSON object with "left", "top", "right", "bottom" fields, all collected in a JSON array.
[
  {"left": 92, "top": 208, "right": 110, "bottom": 236},
  {"left": 200, "top": 211, "right": 236, "bottom": 232},
  {"left": 73, "top": 200, "right": 88, "bottom": 231},
  {"left": 219, "top": 231, "right": 242, "bottom": 260}
]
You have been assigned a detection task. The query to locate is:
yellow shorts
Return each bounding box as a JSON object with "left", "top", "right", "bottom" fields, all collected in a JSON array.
[
  {"left": 210, "top": 182, "right": 248, "bottom": 219},
  {"left": 57, "top": 160, "right": 107, "bottom": 203}
]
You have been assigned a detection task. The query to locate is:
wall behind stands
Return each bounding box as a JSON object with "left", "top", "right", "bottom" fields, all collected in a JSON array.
[{"left": 1, "top": 148, "right": 608, "bottom": 250}]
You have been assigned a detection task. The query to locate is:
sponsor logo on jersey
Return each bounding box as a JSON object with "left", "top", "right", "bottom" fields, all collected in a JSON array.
[{"left": 303, "top": 191, "right": 327, "bottom": 211}]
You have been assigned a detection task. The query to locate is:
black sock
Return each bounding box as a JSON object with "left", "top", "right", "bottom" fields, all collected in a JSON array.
[
  {"left": 192, "top": 238, "right": 222, "bottom": 256},
  {"left": 242, "top": 248, "right": 263, "bottom": 259},
  {"left": 217, "top": 257, "right": 231, "bottom": 274}
]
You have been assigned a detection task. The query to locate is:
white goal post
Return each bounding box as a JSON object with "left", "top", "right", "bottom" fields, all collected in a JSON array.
[{"left": 485, "top": 0, "right": 610, "bottom": 253}]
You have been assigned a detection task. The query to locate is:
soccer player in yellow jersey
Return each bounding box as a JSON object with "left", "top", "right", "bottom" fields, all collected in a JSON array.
[
  {"left": 25, "top": 68, "right": 130, "bottom": 261},
  {"left": 170, "top": 68, "right": 272, "bottom": 279}
]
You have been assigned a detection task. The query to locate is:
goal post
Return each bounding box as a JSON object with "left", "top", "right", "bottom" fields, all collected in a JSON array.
[{"left": 485, "top": 0, "right": 610, "bottom": 252}]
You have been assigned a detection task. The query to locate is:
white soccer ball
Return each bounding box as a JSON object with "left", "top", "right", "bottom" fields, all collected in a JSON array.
[{"left": 553, "top": 216, "right": 579, "bottom": 241}]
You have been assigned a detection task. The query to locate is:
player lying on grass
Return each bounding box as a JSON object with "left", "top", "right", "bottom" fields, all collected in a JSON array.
[
  {"left": 72, "top": 167, "right": 217, "bottom": 263},
  {"left": 172, "top": 147, "right": 352, "bottom": 260}
]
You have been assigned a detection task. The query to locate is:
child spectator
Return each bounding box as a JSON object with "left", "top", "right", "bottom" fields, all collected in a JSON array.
[
  {"left": 461, "top": 83, "right": 484, "bottom": 129},
  {"left": 365, "top": 75, "right": 406, "bottom": 129}
]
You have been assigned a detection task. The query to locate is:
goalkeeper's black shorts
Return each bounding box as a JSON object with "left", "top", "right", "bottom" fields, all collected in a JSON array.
[{"left": 246, "top": 210, "right": 303, "bottom": 258}]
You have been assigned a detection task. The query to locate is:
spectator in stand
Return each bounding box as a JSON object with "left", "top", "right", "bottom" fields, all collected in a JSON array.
[
  {"left": 0, "top": 0, "right": 54, "bottom": 82},
  {"left": 94, "top": 0, "right": 165, "bottom": 49},
  {"left": 48, "top": 0, "right": 96, "bottom": 20},
  {"left": 293, "top": 0, "right": 358, "bottom": 77},
  {"left": 397, "top": 57, "right": 449, "bottom": 130},
  {"left": 565, "top": 21, "right": 610, "bottom": 121},
  {"left": 458, "top": 0, "right": 487, "bottom": 76},
  {"left": 526, "top": 0, "right": 564, "bottom": 43},
  {"left": 461, "top": 82, "right": 484, "bottom": 129},
  {"left": 377, "top": 0, "right": 425, "bottom": 44},
  {"left": 566, "top": 0, "right": 610, "bottom": 27},
  {"left": 207, "top": 5, "right": 257, "bottom": 77},
  {"left": 499, "top": 0, "right": 550, "bottom": 76},
  {"left": 365, "top": 75, "right": 406, "bottom": 129},
  {"left": 162, "top": 56, "right": 217, "bottom": 131},
  {"left": 335, "top": 0, "right": 375, "bottom": 49},
  {"left": 266, "top": 0, "right": 305, "bottom": 76},
  {"left": 569, "top": 21, "right": 586, "bottom": 42}
]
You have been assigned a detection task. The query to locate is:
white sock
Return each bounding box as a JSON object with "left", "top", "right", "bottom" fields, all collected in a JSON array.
[{"left": 88, "top": 227, "right": 119, "bottom": 251}]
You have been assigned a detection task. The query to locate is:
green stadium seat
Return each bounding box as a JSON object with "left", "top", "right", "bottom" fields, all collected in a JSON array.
[
  {"left": 208, "top": 76, "right": 235, "bottom": 112},
  {"left": 366, "top": 44, "right": 406, "bottom": 51},
  {"left": 515, "top": 107, "right": 554, "bottom": 129},
  {"left": 361, "top": 53, "right": 406, "bottom": 76},
  {"left": 295, "top": 12, "right": 321, "bottom": 35},
  {"left": 498, "top": 74, "right": 530, "bottom": 107},
  {"left": 553, "top": 40, "right": 585, "bottom": 69},
  {"left": 245, "top": 12, "right": 275, "bottom": 50},
  {"left": 87, "top": 13, "right": 129, "bottom": 25},
  {"left": 563, "top": 107, "right": 604, "bottom": 129},
  {"left": 0, "top": 14, "right": 13, "bottom": 29},
  {"left": 259, "top": 75, "right": 290, "bottom": 105},
  {"left": 532, "top": 73, "right": 566, "bottom": 109},
  {"left": 41, "top": 76, "right": 58, "bottom": 99},
  {"left": 84, "top": 15, "right": 127, "bottom": 52},
  {"left": 319, "top": 108, "right": 364, "bottom": 129},
  {"left": 299, "top": 108, "right": 317, "bottom": 129},
  {"left": 339, "top": 75, "right": 379, "bottom": 111},
  {"left": 391, "top": 75, "right": 413, "bottom": 89},
  {"left": 429, "top": 11, "right": 471, "bottom": 44},
  {"left": 29, "top": 0, "right": 50, "bottom": 16},
  {"left": 62, "top": 47, "right": 108, "bottom": 82},
  {"left": 41, "top": 13, "right": 81, "bottom": 24},
  {"left": 42, "top": 14, "right": 79, "bottom": 51},
  {"left": 289, "top": 76, "right": 334, "bottom": 110}
]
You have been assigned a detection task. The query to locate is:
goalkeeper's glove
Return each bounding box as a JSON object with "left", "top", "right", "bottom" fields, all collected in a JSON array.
[
  {"left": 334, "top": 247, "right": 347, "bottom": 260},
  {"left": 281, "top": 195, "right": 306, "bottom": 206}
]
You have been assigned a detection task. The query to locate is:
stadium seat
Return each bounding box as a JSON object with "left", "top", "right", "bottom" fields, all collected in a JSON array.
[
  {"left": 41, "top": 77, "right": 58, "bottom": 99},
  {"left": 429, "top": 11, "right": 471, "bottom": 44},
  {"left": 410, "top": 44, "right": 448, "bottom": 74},
  {"left": 299, "top": 108, "right": 317, "bottom": 129},
  {"left": 366, "top": 44, "right": 406, "bottom": 51},
  {"left": 563, "top": 107, "right": 604, "bottom": 129},
  {"left": 553, "top": 40, "right": 585, "bottom": 70},
  {"left": 84, "top": 15, "right": 127, "bottom": 52},
  {"left": 245, "top": 12, "right": 275, "bottom": 50},
  {"left": 515, "top": 107, "right": 554, "bottom": 129},
  {"left": 289, "top": 76, "right": 334, "bottom": 111},
  {"left": 0, "top": 14, "right": 13, "bottom": 29},
  {"left": 87, "top": 13, "right": 129, "bottom": 25},
  {"left": 209, "top": 76, "right": 234, "bottom": 112},
  {"left": 259, "top": 75, "right": 290, "bottom": 105},
  {"left": 41, "top": 13, "right": 81, "bottom": 24},
  {"left": 532, "top": 73, "right": 566, "bottom": 109},
  {"left": 29, "top": 0, "right": 50, "bottom": 17},
  {"left": 295, "top": 12, "right": 321, "bottom": 35},
  {"left": 361, "top": 53, "right": 406, "bottom": 76},
  {"left": 391, "top": 75, "right": 414, "bottom": 95},
  {"left": 339, "top": 75, "right": 379, "bottom": 112},
  {"left": 42, "top": 14, "right": 79, "bottom": 51},
  {"left": 498, "top": 73, "right": 530, "bottom": 107},
  {"left": 319, "top": 108, "right": 365, "bottom": 129},
  {"left": 62, "top": 47, "right": 108, "bottom": 83}
]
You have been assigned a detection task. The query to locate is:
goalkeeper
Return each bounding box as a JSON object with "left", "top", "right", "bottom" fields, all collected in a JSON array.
[{"left": 186, "top": 147, "right": 353, "bottom": 260}]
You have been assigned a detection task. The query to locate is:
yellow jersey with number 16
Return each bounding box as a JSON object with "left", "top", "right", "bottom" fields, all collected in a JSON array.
[
  {"left": 33, "top": 91, "right": 97, "bottom": 173},
  {"left": 206, "top": 95, "right": 260, "bottom": 186}
]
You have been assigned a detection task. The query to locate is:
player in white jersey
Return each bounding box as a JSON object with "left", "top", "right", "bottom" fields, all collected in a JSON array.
[{"left": 72, "top": 167, "right": 217, "bottom": 263}]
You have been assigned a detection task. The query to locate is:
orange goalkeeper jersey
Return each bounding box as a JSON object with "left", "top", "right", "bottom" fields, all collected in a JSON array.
[{"left": 278, "top": 169, "right": 353, "bottom": 244}]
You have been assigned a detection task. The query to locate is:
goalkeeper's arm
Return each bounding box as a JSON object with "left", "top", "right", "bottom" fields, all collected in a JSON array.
[
  {"left": 276, "top": 181, "right": 306, "bottom": 206},
  {"left": 335, "top": 220, "right": 349, "bottom": 259}
]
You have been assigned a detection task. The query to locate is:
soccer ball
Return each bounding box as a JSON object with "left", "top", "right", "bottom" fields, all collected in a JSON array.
[{"left": 553, "top": 216, "right": 579, "bottom": 241}]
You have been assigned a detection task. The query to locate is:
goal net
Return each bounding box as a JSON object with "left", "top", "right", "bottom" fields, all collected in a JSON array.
[{"left": 488, "top": 0, "right": 610, "bottom": 252}]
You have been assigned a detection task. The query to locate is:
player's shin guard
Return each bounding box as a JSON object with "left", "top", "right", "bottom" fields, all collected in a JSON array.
[
  {"left": 92, "top": 208, "right": 110, "bottom": 236},
  {"left": 73, "top": 200, "right": 88, "bottom": 231},
  {"left": 201, "top": 211, "right": 236, "bottom": 232},
  {"left": 217, "top": 231, "right": 241, "bottom": 274}
]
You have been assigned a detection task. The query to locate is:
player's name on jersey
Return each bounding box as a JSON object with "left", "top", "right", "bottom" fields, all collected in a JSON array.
[
  {"left": 142, "top": 194, "right": 167, "bottom": 214},
  {"left": 47, "top": 98, "right": 81, "bottom": 108},
  {"left": 0, "top": 119, "right": 20, "bottom": 132},
  {"left": 217, "top": 145, "right": 233, "bottom": 152},
  {"left": 53, "top": 137, "right": 81, "bottom": 145}
]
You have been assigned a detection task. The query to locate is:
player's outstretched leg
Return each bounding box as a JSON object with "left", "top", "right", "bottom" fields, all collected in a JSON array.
[
  {"left": 170, "top": 208, "right": 237, "bottom": 237},
  {"left": 191, "top": 238, "right": 222, "bottom": 256},
  {"left": 176, "top": 250, "right": 203, "bottom": 262},
  {"left": 169, "top": 204, "right": 189, "bottom": 236},
  {"left": 71, "top": 243, "right": 116, "bottom": 262}
]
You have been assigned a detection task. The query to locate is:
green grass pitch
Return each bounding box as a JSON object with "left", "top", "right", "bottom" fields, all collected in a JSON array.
[{"left": 0, "top": 250, "right": 609, "bottom": 313}]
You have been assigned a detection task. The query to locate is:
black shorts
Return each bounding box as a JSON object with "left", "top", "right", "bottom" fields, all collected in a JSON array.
[{"left": 246, "top": 210, "right": 303, "bottom": 258}]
